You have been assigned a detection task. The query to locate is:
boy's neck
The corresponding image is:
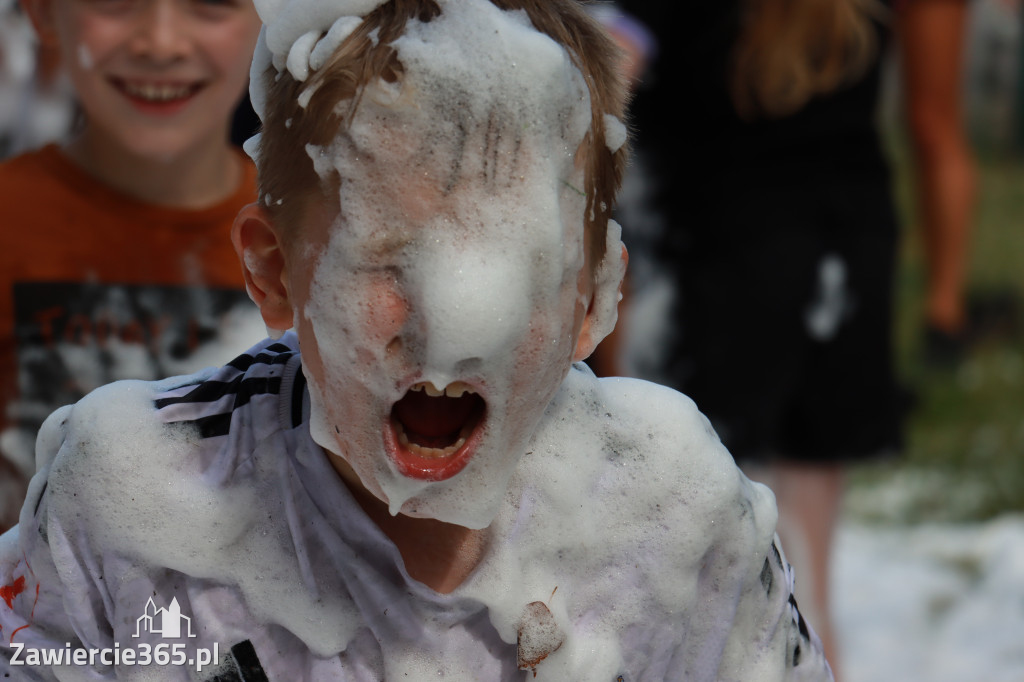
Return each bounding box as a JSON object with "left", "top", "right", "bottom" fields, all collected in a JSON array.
[
  {"left": 63, "top": 126, "right": 242, "bottom": 210},
  {"left": 331, "top": 456, "right": 489, "bottom": 595}
]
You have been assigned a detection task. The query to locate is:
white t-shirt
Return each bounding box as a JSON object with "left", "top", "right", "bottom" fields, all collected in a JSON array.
[{"left": 0, "top": 334, "right": 832, "bottom": 681}]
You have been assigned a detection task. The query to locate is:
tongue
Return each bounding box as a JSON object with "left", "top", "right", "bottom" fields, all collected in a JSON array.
[{"left": 393, "top": 390, "right": 480, "bottom": 442}]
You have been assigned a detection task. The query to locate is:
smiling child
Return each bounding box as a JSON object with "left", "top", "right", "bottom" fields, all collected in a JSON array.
[{"left": 0, "top": 0, "right": 264, "bottom": 531}]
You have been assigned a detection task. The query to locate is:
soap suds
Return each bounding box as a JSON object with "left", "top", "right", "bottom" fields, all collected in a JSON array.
[
  {"left": 603, "top": 113, "right": 627, "bottom": 153},
  {"left": 310, "top": 16, "right": 364, "bottom": 71},
  {"left": 280, "top": 0, "right": 610, "bottom": 530},
  {"left": 212, "top": 0, "right": 803, "bottom": 678},
  {"left": 286, "top": 29, "right": 320, "bottom": 81}
]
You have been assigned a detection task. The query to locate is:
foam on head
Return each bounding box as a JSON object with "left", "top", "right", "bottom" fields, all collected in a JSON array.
[
  {"left": 245, "top": 0, "right": 627, "bottom": 528},
  {"left": 246, "top": 0, "right": 628, "bottom": 265},
  {"left": 247, "top": 0, "right": 388, "bottom": 124}
]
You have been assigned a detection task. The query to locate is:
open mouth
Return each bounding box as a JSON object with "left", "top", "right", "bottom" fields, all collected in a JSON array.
[
  {"left": 388, "top": 380, "right": 486, "bottom": 481},
  {"left": 110, "top": 78, "right": 204, "bottom": 107}
]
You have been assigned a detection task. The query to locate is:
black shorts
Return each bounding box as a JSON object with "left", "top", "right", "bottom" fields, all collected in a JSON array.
[{"left": 660, "top": 171, "right": 904, "bottom": 463}]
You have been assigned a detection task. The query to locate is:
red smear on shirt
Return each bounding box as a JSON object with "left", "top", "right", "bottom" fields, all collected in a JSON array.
[
  {"left": 4, "top": 583, "right": 39, "bottom": 645},
  {"left": 0, "top": 576, "right": 25, "bottom": 609},
  {"left": 2, "top": 555, "right": 41, "bottom": 644}
]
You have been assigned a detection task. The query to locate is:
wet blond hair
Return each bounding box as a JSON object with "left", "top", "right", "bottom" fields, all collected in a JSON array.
[
  {"left": 254, "top": 0, "right": 627, "bottom": 269},
  {"left": 731, "top": 0, "right": 885, "bottom": 119}
]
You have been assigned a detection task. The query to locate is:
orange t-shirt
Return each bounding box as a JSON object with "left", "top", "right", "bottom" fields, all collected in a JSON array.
[{"left": 0, "top": 144, "right": 259, "bottom": 480}]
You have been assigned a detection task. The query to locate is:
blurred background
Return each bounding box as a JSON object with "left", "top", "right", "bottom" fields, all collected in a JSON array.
[
  {"left": 856, "top": 0, "right": 1024, "bottom": 525},
  {"left": 596, "top": 0, "right": 1024, "bottom": 676},
  {"left": 602, "top": 0, "right": 1024, "bottom": 678},
  {"left": 834, "top": 2, "right": 1024, "bottom": 677}
]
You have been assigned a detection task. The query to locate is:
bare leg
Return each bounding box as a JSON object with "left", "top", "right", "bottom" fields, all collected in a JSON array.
[
  {"left": 745, "top": 462, "right": 845, "bottom": 681},
  {"left": 898, "top": 0, "right": 977, "bottom": 334}
]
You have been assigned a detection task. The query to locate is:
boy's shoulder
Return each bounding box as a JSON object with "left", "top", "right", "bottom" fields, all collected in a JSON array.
[
  {"left": 466, "top": 367, "right": 790, "bottom": 677},
  {"left": 34, "top": 336, "right": 303, "bottom": 560},
  {"left": 502, "top": 362, "right": 777, "bottom": 566},
  {"left": 526, "top": 365, "right": 761, "bottom": 512},
  {"left": 36, "top": 375, "right": 219, "bottom": 552}
]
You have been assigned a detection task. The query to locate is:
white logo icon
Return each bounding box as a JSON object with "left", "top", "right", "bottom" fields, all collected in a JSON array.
[{"left": 133, "top": 597, "right": 196, "bottom": 639}]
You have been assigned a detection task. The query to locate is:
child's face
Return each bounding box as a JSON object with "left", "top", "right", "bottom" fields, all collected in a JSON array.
[
  {"left": 288, "top": 125, "right": 595, "bottom": 529},
  {"left": 237, "top": 0, "right": 625, "bottom": 528},
  {"left": 30, "top": 0, "right": 261, "bottom": 160}
]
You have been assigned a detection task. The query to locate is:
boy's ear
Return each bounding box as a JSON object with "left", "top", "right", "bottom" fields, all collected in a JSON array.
[
  {"left": 21, "top": 0, "right": 60, "bottom": 47},
  {"left": 573, "top": 243, "right": 628, "bottom": 363},
  {"left": 232, "top": 203, "right": 293, "bottom": 332},
  {"left": 572, "top": 315, "right": 599, "bottom": 364}
]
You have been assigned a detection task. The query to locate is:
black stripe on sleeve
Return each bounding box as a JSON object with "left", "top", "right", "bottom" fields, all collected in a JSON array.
[
  {"left": 155, "top": 376, "right": 282, "bottom": 410},
  {"left": 198, "top": 639, "right": 268, "bottom": 682},
  {"left": 195, "top": 412, "right": 234, "bottom": 439},
  {"left": 291, "top": 369, "right": 307, "bottom": 429},
  {"left": 789, "top": 594, "right": 811, "bottom": 641},
  {"left": 226, "top": 346, "right": 294, "bottom": 372},
  {"left": 231, "top": 639, "right": 269, "bottom": 682}
]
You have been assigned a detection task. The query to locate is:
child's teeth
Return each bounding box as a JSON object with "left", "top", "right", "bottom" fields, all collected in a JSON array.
[
  {"left": 410, "top": 381, "right": 475, "bottom": 397},
  {"left": 395, "top": 422, "right": 466, "bottom": 459},
  {"left": 124, "top": 82, "right": 191, "bottom": 102},
  {"left": 445, "top": 382, "right": 469, "bottom": 398}
]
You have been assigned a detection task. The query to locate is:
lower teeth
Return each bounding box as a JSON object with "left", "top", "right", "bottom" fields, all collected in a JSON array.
[{"left": 396, "top": 425, "right": 469, "bottom": 458}]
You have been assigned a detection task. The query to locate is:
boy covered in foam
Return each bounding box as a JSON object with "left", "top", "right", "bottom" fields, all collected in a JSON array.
[{"left": 0, "top": 0, "right": 833, "bottom": 679}]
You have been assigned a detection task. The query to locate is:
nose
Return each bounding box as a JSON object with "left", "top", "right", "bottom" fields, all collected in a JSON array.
[
  {"left": 409, "top": 246, "right": 530, "bottom": 376},
  {"left": 128, "top": 0, "right": 191, "bottom": 63}
]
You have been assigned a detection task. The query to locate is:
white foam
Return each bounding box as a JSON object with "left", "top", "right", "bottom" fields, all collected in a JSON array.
[
  {"left": 288, "top": 0, "right": 618, "bottom": 530},
  {"left": 251, "top": 0, "right": 387, "bottom": 79},
  {"left": 286, "top": 29, "right": 320, "bottom": 81},
  {"left": 310, "top": 16, "right": 364, "bottom": 71},
  {"left": 242, "top": 131, "right": 262, "bottom": 165},
  {"left": 43, "top": 381, "right": 367, "bottom": 657},
  {"left": 296, "top": 81, "right": 320, "bottom": 109},
  {"left": 603, "top": 113, "right": 627, "bottom": 153},
  {"left": 452, "top": 371, "right": 787, "bottom": 679},
  {"left": 247, "top": 29, "right": 273, "bottom": 122},
  {"left": 805, "top": 253, "right": 850, "bottom": 341},
  {"left": 588, "top": 219, "right": 628, "bottom": 348},
  {"left": 200, "top": 1, "right": 810, "bottom": 677}
]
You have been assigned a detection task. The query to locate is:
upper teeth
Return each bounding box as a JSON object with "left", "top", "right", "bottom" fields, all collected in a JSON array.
[
  {"left": 122, "top": 82, "right": 192, "bottom": 102},
  {"left": 411, "top": 381, "right": 474, "bottom": 398}
]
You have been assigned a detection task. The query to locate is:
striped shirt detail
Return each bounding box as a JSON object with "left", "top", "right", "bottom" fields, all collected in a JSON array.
[
  {"left": 154, "top": 375, "right": 283, "bottom": 411},
  {"left": 154, "top": 339, "right": 299, "bottom": 439}
]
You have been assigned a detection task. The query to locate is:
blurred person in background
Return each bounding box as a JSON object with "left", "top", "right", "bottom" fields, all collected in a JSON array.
[
  {"left": 899, "top": 0, "right": 979, "bottom": 366},
  {"left": 0, "top": 0, "right": 74, "bottom": 159},
  {"left": 600, "top": 1, "right": 978, "bottom": 678},
  {"left": 0, "top": 0, "right": 264, "bottom": 531}
]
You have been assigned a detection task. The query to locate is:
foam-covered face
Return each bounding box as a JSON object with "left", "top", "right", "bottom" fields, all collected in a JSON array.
[
  {"left": 282, "top": 1, "right": 602, "bottom": 528},
  {"left": 294, "top": 167, "right": 588, "bottom": 528}
]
